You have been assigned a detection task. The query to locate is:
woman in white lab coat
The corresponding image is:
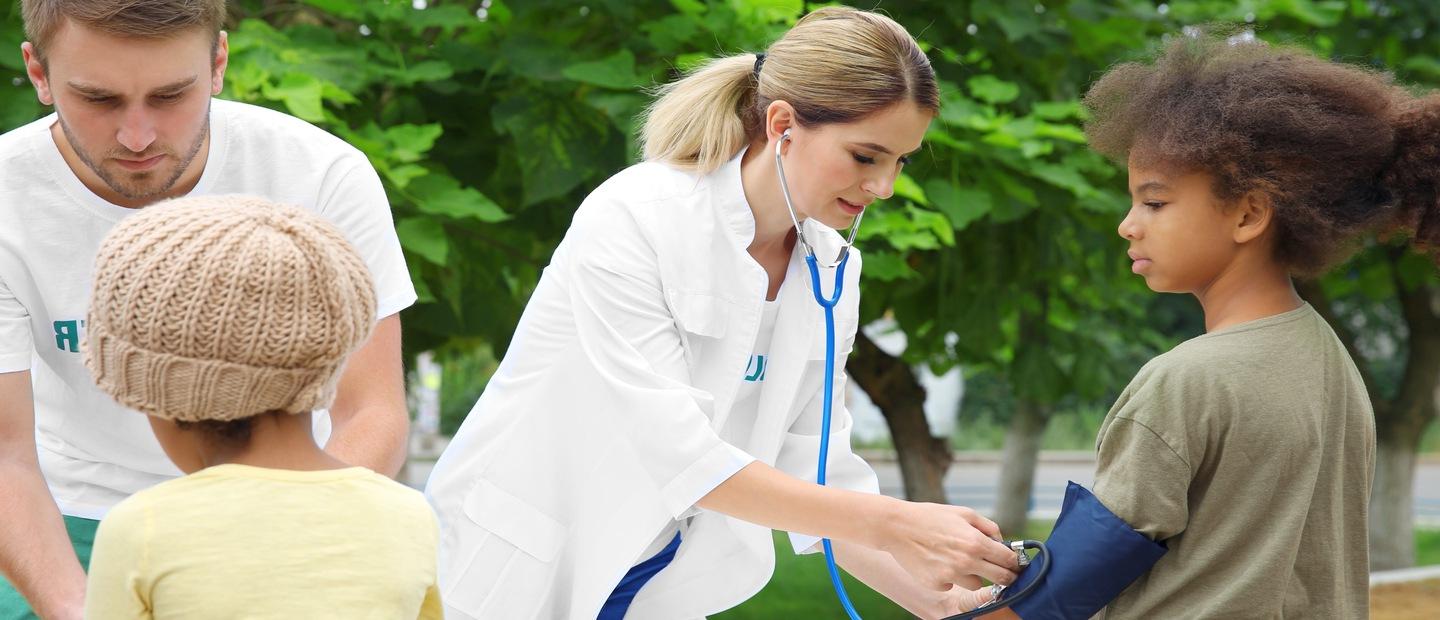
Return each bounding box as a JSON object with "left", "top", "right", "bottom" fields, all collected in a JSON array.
[{"left": 425, "top": 7, "right": 1018, "bottom": 619}]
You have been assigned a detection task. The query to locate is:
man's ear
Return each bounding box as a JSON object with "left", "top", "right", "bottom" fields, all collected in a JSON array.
[
  {"left": 1233, "top": 190, "right": 1274, "bottom": 245},
  {"left": 21, "top": 42, "right": 54, "bottom": 106},
  {"left": 210, "top": 31, "right": 228, "bottom": 96}
]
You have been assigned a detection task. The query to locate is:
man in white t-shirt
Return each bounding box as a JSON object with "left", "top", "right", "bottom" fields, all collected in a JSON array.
[{"left": 0, "top": 2, "right": 417, "bottom": 618}]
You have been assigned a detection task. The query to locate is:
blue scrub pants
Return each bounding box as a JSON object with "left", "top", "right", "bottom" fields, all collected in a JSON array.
[{"left": 597, "top": 533, "right": 682, "bottom": 620}]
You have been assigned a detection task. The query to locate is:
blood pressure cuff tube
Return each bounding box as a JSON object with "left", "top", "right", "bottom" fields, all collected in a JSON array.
[{"left": 1002, "top": 481, "right": 1168, "bottom": 619}]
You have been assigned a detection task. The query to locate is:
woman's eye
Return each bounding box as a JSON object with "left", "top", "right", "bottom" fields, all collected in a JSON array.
[
  {"left": 898, "top": 155, "right": 912, "bottom": 166},
  {"left": 852, "top": 153, "right": 876, "bottom": 165},
  {"left": 1144, "top": 201, "right": 1166, "bottom": 210}
]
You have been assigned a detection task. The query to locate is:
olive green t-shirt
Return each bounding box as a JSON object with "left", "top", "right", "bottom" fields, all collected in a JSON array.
[{"left": 1095, "top": 303, "right": 1374, "bottom": 619}]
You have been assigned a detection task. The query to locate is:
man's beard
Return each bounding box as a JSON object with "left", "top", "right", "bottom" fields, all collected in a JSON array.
[{"left": 56, "top": 103, "right": 210, "bottom": 203}]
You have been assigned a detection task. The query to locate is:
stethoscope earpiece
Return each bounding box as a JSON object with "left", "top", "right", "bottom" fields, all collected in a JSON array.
[{"left": 773, "top": 126, "right": 864, "bottom": 267}]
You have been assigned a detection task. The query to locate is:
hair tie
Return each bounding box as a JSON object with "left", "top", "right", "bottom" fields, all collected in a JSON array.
[{"left": 753, "top": 53, "right": 766, "bottom": 79}]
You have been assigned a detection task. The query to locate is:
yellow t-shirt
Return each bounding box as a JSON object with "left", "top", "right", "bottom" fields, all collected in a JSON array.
[{"left": 84, "top": 464, "right": 443, "bottom": 619}]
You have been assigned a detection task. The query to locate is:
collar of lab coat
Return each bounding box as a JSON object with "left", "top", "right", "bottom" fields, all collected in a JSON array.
[{"left": 707, "top": 148, "right": 851, "bottom": 265}]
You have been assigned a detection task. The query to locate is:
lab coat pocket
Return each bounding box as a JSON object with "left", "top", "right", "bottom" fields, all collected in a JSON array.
[
  {"left": 444, "top": 477, "right": 568, "bottom": 618},
  {"left": 668, "top": 291, "right": 730, "bottom": 365}
]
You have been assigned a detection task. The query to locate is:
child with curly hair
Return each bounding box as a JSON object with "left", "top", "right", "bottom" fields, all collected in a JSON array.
[{"left": 970, "top": 31, "right": 1437, "bottom": 619}]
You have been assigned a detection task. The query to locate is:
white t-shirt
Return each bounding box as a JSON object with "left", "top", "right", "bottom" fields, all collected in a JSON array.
[
  {"left": 0, "top": 98, "right": 417, "bottom": 519},
  {"left": 635, "top": 300, "right": 781, "bottom": 564}
]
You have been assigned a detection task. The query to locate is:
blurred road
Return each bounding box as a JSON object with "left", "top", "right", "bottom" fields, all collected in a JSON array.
[{"left": 402, "top": 446, "right": 1440, "bottom": 525}]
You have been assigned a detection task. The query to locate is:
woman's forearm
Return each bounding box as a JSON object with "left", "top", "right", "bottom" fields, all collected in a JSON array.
[
  {"left": 697, "top": 461, "right": 896, "bottom": 549},
  {"left": 698, "top": 460, "right": 1021, "bottom": 590}
]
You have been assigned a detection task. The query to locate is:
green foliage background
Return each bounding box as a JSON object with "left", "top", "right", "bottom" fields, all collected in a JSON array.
[
  {"left": 2, "top": 0, "right": 1439, "bottom": 614},
  {"left": 2, "top": 0, "right": 1434, "bottom": 423}
]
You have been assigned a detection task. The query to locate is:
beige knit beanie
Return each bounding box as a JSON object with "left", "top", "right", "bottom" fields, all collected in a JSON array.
[{"left": 84, "top": 195, "right": 378, "bottom": 422}]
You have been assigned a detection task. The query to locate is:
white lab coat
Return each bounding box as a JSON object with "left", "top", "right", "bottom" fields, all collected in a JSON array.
[{"left": 424, "top": 151, "right": 880, "bottom": 619}]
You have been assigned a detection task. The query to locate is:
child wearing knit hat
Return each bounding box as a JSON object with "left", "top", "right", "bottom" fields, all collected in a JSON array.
[{"left": 80, "top": 196, "right": 442, "bottom": 619}]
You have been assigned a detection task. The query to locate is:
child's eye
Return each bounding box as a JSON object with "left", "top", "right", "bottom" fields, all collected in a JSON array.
[{"left": 852, "top": 153, "right": 876, "bottom": 165}]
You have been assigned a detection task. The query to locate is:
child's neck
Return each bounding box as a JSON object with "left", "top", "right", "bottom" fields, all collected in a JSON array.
[
  {"left": 1194, "top": 254, "right": 1304, "bottom": 333},
  {"left": 203, "top": 412, "right": 351, "bottom": 471}
]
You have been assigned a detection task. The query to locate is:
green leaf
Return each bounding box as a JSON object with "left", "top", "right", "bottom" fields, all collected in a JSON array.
[
  {"left": 386, "top": 124, "right": 444, "bottom": 163},
  {"left": 1033, "top": 122, "right": 1087, "bottom": 144},
  {"left": 403, "top": 60, "right": 455, "bottom": 84},
  {"left": 301, "top": 0, "right": 363, "bottom": 19},
  {"left": 861, "top": 251, "right": 918, "bottom": 282},
  {"left": 909, "top": 207, "right": 955, "bottom": 246},
  {"left": 925, "top": 181, "right": 992, "bottom": 231},
  {"left": 562, "top": 50, "right": 644, "bottom": 90},
  {"left": 396, "top": 217, "right": 449, "bottom": 266},
  {"left": 407, "top": 174, "right": 510, "bottom": 223},
  {"left": 1031, "top": 101, "right": 1084, "bottom": 121},
  {"left": 1029, "top": 163, "right": 1096, "bottom": 198},
  {"left": 384, "top": 164, "right": 429, "bottom": 190},
  {"left": 319, "top": 82, "right": 359, "bottom": 106},
  {"left": 675, "top": 52, "right": 713, "bottom": 72},
  {"left": 967, "top": 75, "right": 1020, "bottom": 105},
  {"left": 261, "top": 73, "right": 325, "bottom": 122},
  {"left": 894, "top": 174, "right": 929, "bottom": 206},
  {"left": 670, "top": 0, "right": 707, "bottom": 15},
  {"left": 1396, "top": 251, "right": 1439, "bottom": 290},
  {"left": 734, "top": 0, "right": 803, "bottom": 22}
]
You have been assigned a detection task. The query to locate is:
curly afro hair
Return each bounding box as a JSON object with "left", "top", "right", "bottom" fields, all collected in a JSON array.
[{"left": 1084, "top": 30, "right": 1440, "bottom": 276}]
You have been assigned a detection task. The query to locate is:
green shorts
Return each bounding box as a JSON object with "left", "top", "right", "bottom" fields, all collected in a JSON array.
[{"left": 0, "top": 515, "right": 99, "bottom": 620}]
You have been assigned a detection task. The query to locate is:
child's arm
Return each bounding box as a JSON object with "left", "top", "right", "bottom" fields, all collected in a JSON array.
[{"left": 83, "top": 503, "right": 152, "bottom": 619}]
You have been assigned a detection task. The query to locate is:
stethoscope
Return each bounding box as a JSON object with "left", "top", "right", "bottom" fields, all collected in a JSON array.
[{"left": 775, "top": 129, "right": 1048, "bottom": 620}]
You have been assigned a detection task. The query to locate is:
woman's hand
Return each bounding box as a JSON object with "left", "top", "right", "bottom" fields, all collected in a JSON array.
[{"left": 873, "top": 500, "right": 1020, "bottom": 591}]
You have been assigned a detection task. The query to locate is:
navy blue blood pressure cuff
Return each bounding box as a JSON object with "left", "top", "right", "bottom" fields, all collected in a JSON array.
[{"left": 1003, "top": 482, "right": 1167, "bottom": 619}]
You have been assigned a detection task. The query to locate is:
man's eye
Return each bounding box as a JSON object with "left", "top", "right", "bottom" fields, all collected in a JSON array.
[
  {"left": 153, "top": 93, "right": 182, "bottom": 102},
  {"left": 85, "top": 96, "right": 115, "bottom": 105}
]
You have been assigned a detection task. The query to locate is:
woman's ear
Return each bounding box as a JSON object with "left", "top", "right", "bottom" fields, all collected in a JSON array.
[
  {"left": 764, "top": 100, "right": 797, "bottom": 149},
  {"left": 1233, "top": 189, "right": 1275, "bottom": 245}
]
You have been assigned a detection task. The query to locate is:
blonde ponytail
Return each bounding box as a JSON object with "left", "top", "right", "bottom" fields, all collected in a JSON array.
[
  {"left": 641, "top": 6, "right": 939, "bottom": 174},
  {"left": 640, "top": 54, "right": 761, "bottom": 174}
]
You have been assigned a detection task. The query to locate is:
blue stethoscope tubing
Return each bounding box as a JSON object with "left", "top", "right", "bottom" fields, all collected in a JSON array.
[
  {"left": 773, "top": 129, "right": 867, "bottom": 620},
  {"left": 775, "top": 130, "right": 1048, "bottom": 620}
]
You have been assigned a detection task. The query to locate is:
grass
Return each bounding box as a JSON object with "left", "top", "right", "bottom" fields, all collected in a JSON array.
[
  {"left": 1418, "top": 528, "right": 1440, "bottom": 567},
  {"left": 715, "top": 526, "right": 1438, "bottom": 618}
]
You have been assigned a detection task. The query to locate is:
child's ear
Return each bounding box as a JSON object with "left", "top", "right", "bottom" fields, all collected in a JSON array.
[{"left": 1233, "top": 190, "right": 1274, "bottom": 245}]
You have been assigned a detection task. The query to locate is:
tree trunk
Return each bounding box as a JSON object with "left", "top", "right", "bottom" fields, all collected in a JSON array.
[
  {"left": 1371, "top": 436, "right": 1421, "bottom": 569},
  {"left": 1299, "top": 257, "right": 1440, "bottom": 571},
  {"left": 848, "top": 330, "right": 952, "bottom": 504},
  {"left": 994, "top": 398, "right": 1048, "bottom": 536},
  {"left": 1371, "top": 274, "right": 1440, "bottom": 570}
]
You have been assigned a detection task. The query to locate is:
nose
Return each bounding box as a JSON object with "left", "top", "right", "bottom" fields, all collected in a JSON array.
[
  {"left": 1118, "top": 205, "right": 1143, "bottom": 240},
  {"left": 862, "top": 170, "right": 897, "bottom": 200},
  {"left": 115, "top": 105, "right": 157, "bottom": 153}
]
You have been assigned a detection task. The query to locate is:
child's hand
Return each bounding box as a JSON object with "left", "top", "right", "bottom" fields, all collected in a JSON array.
[{"left": 933, "top": 584, "right": 1021, "bottom": 619}]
